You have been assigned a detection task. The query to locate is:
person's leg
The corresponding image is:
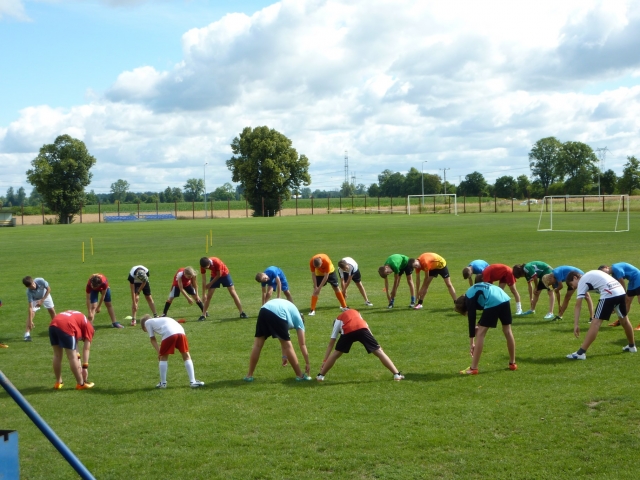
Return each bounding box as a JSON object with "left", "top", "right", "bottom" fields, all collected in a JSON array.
[
  {"left": 507, "top": 283, "right": 521, "bottom": 303},
  {"left": 530, "top": 289, "right": 541, "bottom": 311},
  {"left": 372, "top": 348, "right": 400, "bottom": 374},
  {"left": 105, "top": 301, "right": 117, "bottom": 323},
  {"left": 47, "top": 307, "right": 56, "bottom": 320},
  {"left": 417, "top": 277, "right": 433, "bottom": 302},
  {"left": 180, "top": 351, "right": 197, "bottom": 383},
  {"left": 319, "top": 350, "right": 343, "bottom": 376},
  {"left": 145, "top": 295, "right": 158, "bottom": 316},
  {"left": 158, "top": 354, "right": 169, "bottom": 384},
  {"left": 203, "top": 289, "right": 215, "bottom": 314},
  {"left": 52, "top": 346, "right": 64, "bottom": 383},
  {"left": 406, "top": 274, "right": 415, "bottom": 300},
  {"left": 331, "top": 285, "right": 347, "bottom": 308},
  {"left": 284, "top": 290, "right": 294, "bottom": 302},
  {"left": 559, "top": 291, "right": 573, "bottom": 317},
  {"left": 619, "top": 316, "right": 635, "bottom": 345},
  {"left": 26, "top": 309, "right": 35, "bottom": 337},
  {"left": 470, "top": 326, "right": 489, "bottom": 370},
  {"left": 226, "top": 286, "right": 244, "bottom": 313},
  {"left": 626, "top": 295, "right": 633, "bottom": 315},
  {"left": 356, "top": 282, "right": 369, "bottom": 302},
  {"left": 579, "top": 319, "right": 604, "bottom": 351},
  {"left": 132, "top": 292, "right": 139, "bottom": 319},
  {"left": 547, "top": 289, "right": 555, "bottom": 314},
  {"left": 64, "top": 348, "right": 84, "bottom": 385},
  {"left": 279, "top": 339, "right": 303, "bottom": 377},
  {"left": 443, "top": 277, "right": 457, "bottom": 302},
  {"left": 246, "top": 337, "right": 267, "bottom": 377},
  {"left": 502, "top": 325, "right": 516, "bottom": 364}
]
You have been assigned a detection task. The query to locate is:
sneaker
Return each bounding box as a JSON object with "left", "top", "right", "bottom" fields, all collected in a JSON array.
[
  {"left": 515, "top": 308, "right": 523, "bottom": 315},
  {"left": 197, "top": 315, "right": 206, "bottom": 322},
  {"left": 156, "top": 382, "right": 167, "bottom": 389},
  {"left": 413, "top": 304, "right": 423, "bottom": 310},
  {"left": 295, "top": 374, "right": 312, "bottom": 381},
  {"left": 609, "top": 319, "right": 620, "bottom": 327},
  {"left": 634, "top": 324, "right": 640, "bottom": 331},
  {"left": 393, "top": 372, "right": 405, "bottom": 381},
  {"left": 566, "top": 351, "right": 586, "bottom": 360},
  {"left": 365, "top": 301, "right": 373, "bottom": 306},
  {"left": 387, "top": 301, "right": 394, "bottom": 309},
  {"left": 340, "top": 306, "right": 350, "bottom": 312},
  {"left": 509, "top": 363, "right": 518, "bottom": 371},
  {"left": 544, "top": 313, "right": 555, "bottom": 320},
  {"left": 243, "top": 376, "right": 254, "bottom": 382},
  {"left": 459, "top": 368, "right": 479, "bottom": 375},
  {"left": 53, "top": 382, "right": 64, "bottom": 390},
  {"left": 0, "top": 343, "right": 8, "bottom": 348},
  {"left": 308, "top": 310, "right": 316, "bottom": 316},
  {"left": 316, "top": 374, "right": 325, "bottom": 382},
  {"left": 205, "top": 312, "right": 210, "bottom": 318},
  {"left": 160, "top": 313, "right": 167, "bottom": 317},
  {"left": 112, "top": 322, "right": 124, "bottom": 329},
  {"left": 153, "top": 313, "right": 159, "bottom": 318},
  {"left": 240, "top": 312, "right": 248, "bottom": 319},
  {"left": 24, "top": 335, "right": 31, "bottom": 342},
  {"left": 623, "top": 345, "right": 638, "bottom": 353},
  {"left": 518, "top": 309, "right": 534, "bottom": 316},
  {"left": 130, "top": 319, "right": 136, "bottom": 326},
  {"left": 75, "top": 382, "right": 95, "bottom": 390},
  {"left": 409, "top": 303, "right": 416, "bottom": 308},
  {"left": 554, "top": 315, "right": 563, "bottom": 321},
  {"left": 190, "top": 380, "right": 205, "bottom": 388}
]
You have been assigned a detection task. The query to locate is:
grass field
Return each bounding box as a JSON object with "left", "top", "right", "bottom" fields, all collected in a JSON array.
[{"left": 1, "top": 213, "right": 639, "bottom": 479}]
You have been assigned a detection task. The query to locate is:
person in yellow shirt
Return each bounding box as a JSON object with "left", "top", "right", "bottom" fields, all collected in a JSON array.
[{"left": 411, "top": 253, "right": 457, "bottom": 309}]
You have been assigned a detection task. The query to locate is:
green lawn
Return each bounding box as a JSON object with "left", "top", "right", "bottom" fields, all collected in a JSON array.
[{"left": 1, "top": 213, "right": 639, "bottom": 479}]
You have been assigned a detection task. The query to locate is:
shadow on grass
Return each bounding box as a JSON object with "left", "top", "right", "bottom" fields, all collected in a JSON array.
[
  {"left": 519, "top": 350, "right": 619, "bottom": 365},
  {"left": 404, "top": 372, "right": 459, "bottom": 382}
]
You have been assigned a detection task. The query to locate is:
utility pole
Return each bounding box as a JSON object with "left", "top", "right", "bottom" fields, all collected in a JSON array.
[
  {"left": 421, "top": 161, "right": 427, "bottom": 208},
  {"left": 344, "top": 150, "right": 349, "bottom": 185},
  {"left": 595, "top": 147, "right": 609, "bottom": 196},
  {"left": 440, "top": 168, "right": 450, "bottom": 195}
]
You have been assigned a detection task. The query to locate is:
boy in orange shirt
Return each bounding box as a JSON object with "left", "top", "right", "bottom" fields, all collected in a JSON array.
[
  {"left": 410, "top": 253, "right": 457, "bottom": 309},
  {"left": 309, "top": 253, "right": 348, "bottom": 316}
]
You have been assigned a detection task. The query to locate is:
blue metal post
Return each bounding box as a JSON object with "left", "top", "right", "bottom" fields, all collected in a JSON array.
[{"left": 0, "top": 370, "right": 95, "bottom": 480}]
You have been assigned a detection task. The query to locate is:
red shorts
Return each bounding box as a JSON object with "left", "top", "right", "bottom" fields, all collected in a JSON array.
[{"left": 159, "top": 333, "right": 189, "bottom": 355}]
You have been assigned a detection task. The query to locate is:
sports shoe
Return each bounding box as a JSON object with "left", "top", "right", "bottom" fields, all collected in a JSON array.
[
  {"left": 53, "top": 382, "right": 64, "bottom": 390},
  {"left": 0, "top": 343, "right": 8, "bottom": 348},
  {"left": 190, "top": 380, "right": 205, "bottom": 388},
  {"left": 75, "top": 382, "right": 95, "bottom": 390},
  {"left": 393, "top": 372, "right": 405, "bottom": 381},
  {"left": 409, "top": 303, "right": 416, "bottom": 308},
  {"left": 340, "top": 306, "right": 350, "bottom": 312},
  {"left": 365, "top": 301, "right": 373, "bottom": 306},
  {"left": 156, "top": 382, "right": 167, "bottom": 389},
  {"left": 623, "top": 345, "right": 638, "bottom": 353},
  {"left": 459, "top": 368, "right": 479, "bottom": 375},
  {"left": 308, "top": 310, "right": 316, "bottom": 316},
  {"left": 544, "top": 312, "right": 555, "bottom": 320},
  {"left": 295, "top": 374, "right": 312, "bottom": 381},
  {"left": 205, "top": 312, "right": 210, "bottom": 318},
  {"left": 240, "top": 312, "right": 248, "bottom": 318},
  {"left": 130, "top": 319, "right": 136, "bottom": 326},
  {"left": 243, "top": 376, "right": 254, "bottom": 382},
  {"left": 509, "top": 363, "right": 518, "bottom": 371},
  {"left": 153, "top": 313, "right": 159, "bottom": 318},
  {"left": 515, "top": 308, "right": 523, "bottom": 315},
  {"left": 566, "top": 351, "right": 586, "bottom": 360},
  {"left": 413, "top": 304, "right": 423, "bottom": 310},
  {"left": 316, "top": 374, "right": 325, "bottom": 382},
  {"left": 634, "top": 324, "right": 640, "bottom": 331},
  {"left": 112, "top": 322, "right": 124, "bottom": 329},
  {"left": 518, "top": 309, "right": 534, "bottom": 316},
  {"left": 609, "top": 320, "right": 620, "bottom": 327},
  {"left": 554, "top": 315, "right": 563, "bottom": 321},
  {"left": 197, "top": 315, "right": 206, "bottom": 322},
  {"left": 24, "top": 335, "right": 31, "bottom": 342}
]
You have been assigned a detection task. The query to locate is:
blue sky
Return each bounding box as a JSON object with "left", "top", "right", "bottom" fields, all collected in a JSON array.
[{"left": 2, "top": 0, "right": 640, "bottom": 196}]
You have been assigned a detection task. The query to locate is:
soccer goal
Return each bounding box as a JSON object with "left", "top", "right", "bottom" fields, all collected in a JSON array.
[
  {"left": 537, "top": 195, "right": 629, "bottom": 232},
  {"left": 407, "top": 194, "right": 458, "bottom": 215}
]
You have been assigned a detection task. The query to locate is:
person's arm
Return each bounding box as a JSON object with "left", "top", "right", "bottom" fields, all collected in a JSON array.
[
  {"left": 318, "top": 272, "right": 330, "bottom": 289},
  {"left": 323, "top": 338, "right": 337, "bottom": 364},
  {"left": 149, "top": 336, "right": 160, "bottom": 354},
  {"left": 201, "top": 272, "right": 207, "bottom": 296},
  {"left": 296, "top": 329, "right": 310, "bottom": 374},
  {"left": 553, "top": 287, "right": 561, "bottom": 308},
  {"left": 178, "top": 282, "right": 194, "bottom": 304},
  {"left": 585, "top": 292, "right": 594, "bottom": 320},
  {"left": 86, "top": 293, "right": 93, "bottom": 322},
  {"left": 275, "top": 276, "right": 282, "bottom": 299},
  {"left": 37, "top": 285, "right": 51, "bottom": 307},
  {"left": 311, "top": 271, "right": 318, "bottom": 294},
  {"left": 96, "top": 290, "right": 105, "bottom": 313},
  {"left": 527, "top": 280, "right": 534, "bottom": 306},
  {"left": 343, "top": 273, "right": 353, "bottom": 291},
  {"left": 415, "top": 270, "right": 422, "bottom": 296},
  {"left": 384, "top": 277, "right": 391, "bottom": 302},
  {"left": 573, "top": 297, "right": 583, "bottom": 338},
  {"left": 207, "top": 274, "right": 221, "bottom": 290},
  {"left": 390, "top": 274, "right": 401, "bottom": 299},
  {"left": 81, "top": 341, "right": 91, "bottom": 382},
  {"left": 619, "top": 278, "right": 627, "bottom": 291},
  {"left": 261, "top": 285, "right": 267, "bottom": 305}
]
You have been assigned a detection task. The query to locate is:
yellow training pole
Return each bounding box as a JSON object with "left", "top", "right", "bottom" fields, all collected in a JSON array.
[
  {"left": 90, "top": 237, "right": 94, "bottom": 255},
  {"left": 82, "top": 242, "right": 85, "bottom": 263},
  {"left": 206, "top": 235, "right": 209, "bottom": 254},
  {"left": 210, "top": 229, "right": 213, "bottom": 246}
]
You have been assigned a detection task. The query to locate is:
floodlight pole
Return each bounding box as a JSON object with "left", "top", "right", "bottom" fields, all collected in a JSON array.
[
  {"left": 440, "top": 168, "right": 450, "bottom": 194},
  {"left": 421, "top": 161, "right": 427, "bottom": 208},
  {"left": 203, "top": 162, "right": 208, "bottom": 219}
]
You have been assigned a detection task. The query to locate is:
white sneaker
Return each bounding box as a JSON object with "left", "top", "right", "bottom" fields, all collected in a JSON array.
[
  {"left": 566, "top": 351, "right": 586, "bottom": 360},
  {"left": 340, "top": 306, "right": 350, "bottom": 312},
  {"left": 623, "top": 345, "right": 638, "bottom": 353},
  {"left": 190, "top": 380, "right": 205, "bottom": 388},
  {"left": 308, "top": 310, "right": 315, "bottom": 316},
  {"left": 156, "top": 382, "right": 167, "bottom": 389},
  {"left": 316, "top": 374, "right": 325, "bottom": 382},
  {"left": 544, "top": 313, "right": 555, "bottom": 320},
  {"left": 365, "top": 301, "right": 373, "bottom": 306},
  {"left": 515, "top": 309, "right": 523, "bottom": 315},
  {"left": 393, "top": 372, "right": 405, "bottom": 381}
]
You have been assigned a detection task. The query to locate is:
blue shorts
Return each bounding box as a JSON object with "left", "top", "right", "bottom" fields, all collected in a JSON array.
[
  {"left": 49, "top": 326, "right": 77, "bottom": 350},
  {"left": 90, "top": 287, "right": 112, "bottom": 304},
  {"left": 210, "top": 274, "right": 234, "bottom": 289}
]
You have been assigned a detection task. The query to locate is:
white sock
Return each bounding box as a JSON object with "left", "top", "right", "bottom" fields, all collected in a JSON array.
[
  {"left": 184, "top": 359, "right": 196, "bottom": 383},
  {"left": 516, "top": 302, "right": 522, "bottom": 310},
  {"left": 159, "top": 361, "right": 168, "bottom": 383},
  {"left": 24, "top": 332, "right": 30, "bottom": 337}
]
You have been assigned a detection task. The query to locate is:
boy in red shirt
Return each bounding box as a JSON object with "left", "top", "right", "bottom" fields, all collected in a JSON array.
[
  {"left": 48, "top": 310, "right": 94, "bottom": 390},
  {"left": 199, "top": 257, "right": 247, "bottom": 320},
  {"left": 316, "top": 309, "right": 404, "bottom": 381},
  {"left": 86, "top": 273, "right": 123, "bottom": 328},
  {"left": 476, "top": 264, "right": 523, "bottom": 315},
  {"left": 309, "top": 253, "right": 348, "bottom": 316},
  {"left": 162, "top": 267, "right": 205, "bottom": 317}
]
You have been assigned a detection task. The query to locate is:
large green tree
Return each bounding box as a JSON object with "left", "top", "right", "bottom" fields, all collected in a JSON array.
[
  {"left": 529, "top": 137, "right": 562, "bottom": 195},
  {"left": 619, "top": 156, "right": 640, "bottom": 194},
  {"left": 26, "top": 134, "right": 96, "bottom": 223},
  {"left": 600, "top": 169, "right": 618, "bottom": 195},
  {"left": 516, "top": 175, "right": 531, "bottom": 199},
  {"left": 211, "top": 182, "right": 235, "bottom": 201},
  {"left": 110, "top": 179, "right": 130, "bottom": 203},
  {"left": 226, "top": 126, "right": 310, "bottom": 216},
  {"left": 184, "top": 178, "right": 204, "bottom": 202},
  {"left": 457, "top": 171, "right": 488, "bottom": 196},
  {"left": 558, "top": 141, "right": 598, "bottom": 194},
  {"left": 493, "top": 175, "right": 516, "bottom": 199}
]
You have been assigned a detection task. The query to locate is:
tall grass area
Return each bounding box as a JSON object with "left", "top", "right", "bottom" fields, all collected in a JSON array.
[{"left": 1, "top": 213, "right": 639, "bottom": 479}]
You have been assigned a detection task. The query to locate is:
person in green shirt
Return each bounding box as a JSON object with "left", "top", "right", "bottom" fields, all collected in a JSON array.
[
  {"left": 512, "top": 261, "right": 555, "bottom": 318},
  {"left": 378, "top": 254, "right": 416, "bottom": 308}
]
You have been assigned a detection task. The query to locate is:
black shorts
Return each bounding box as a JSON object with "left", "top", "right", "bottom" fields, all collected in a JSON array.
[
  {"left": 255, "top": 308, "right": 290, "bottom": 340},
  {"left": 478, "top": 301, "right": 512, "bottom": 329},
  {"left": 342, "top": 269, "right": 362, "bottom": 283},
  {"left": 335, "top": 328, "right": 380, "bottom": 354},
  {"left": 535, "top": 277, "right": 549, "bottom": 292},
  {"left": 316, "top": 271, "right": 339, "bottom": 288},
  {"left": 169, "top": 285, "right": 196, "bottom": 299},
  {"left": 49, "top": 326, "right": 77, "bottom": 350},
  {"left": 428, "top": 266, "right": 450, "bottom": 279},
  {"left": 594, "top": 294, "right": 627, "bottom": 320},
  {"left": 398, "top": 264, "right": 414, "bottom": 277},
  {"left": 134, "top": 283, "right": 152, "bottom": 296},
  {"left": 627, "top": 286, "right": 640, "bottom": 298}
]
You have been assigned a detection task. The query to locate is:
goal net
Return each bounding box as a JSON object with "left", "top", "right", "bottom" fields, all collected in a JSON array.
[
  {"left": 537, "top": 195, "right": 629, "bottom": 232},
  {"left": 407, "top": 194, "right": 458, "bottom": 215}
]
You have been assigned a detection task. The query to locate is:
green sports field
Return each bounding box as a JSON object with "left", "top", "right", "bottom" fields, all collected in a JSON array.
[{"left": 1, "top": 212, "right": 639, "bottom": 479}]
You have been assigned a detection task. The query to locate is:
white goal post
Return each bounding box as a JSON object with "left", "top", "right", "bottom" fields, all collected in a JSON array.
[
  {"left": 407, "top": 194, "right": 458, "bottom": 215},
  {"left": 537, "top": 195, "right": 629, "bottom": 232}
]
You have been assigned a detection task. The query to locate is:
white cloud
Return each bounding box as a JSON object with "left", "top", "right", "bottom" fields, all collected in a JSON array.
[
  {"left": 3, "top": 0, "right": 640, "bottom": 194},
  {"left": 0, "top": 0, "right": 29, "bottom": 20}
]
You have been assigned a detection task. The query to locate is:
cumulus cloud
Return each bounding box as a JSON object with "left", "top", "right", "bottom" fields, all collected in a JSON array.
[
  {"left": 3, "top": 0, "right": 640, "bottom": 193},
  {"left": 0, "top": 0, "right": 29, "bottom": 20}
]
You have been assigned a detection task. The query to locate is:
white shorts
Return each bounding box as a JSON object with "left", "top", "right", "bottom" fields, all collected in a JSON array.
[{"left": 32, "top": 295, "right": 54, "bottom": 311}]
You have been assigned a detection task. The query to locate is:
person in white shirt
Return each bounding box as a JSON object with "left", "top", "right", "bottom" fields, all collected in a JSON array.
[
  {"left": 22, "top": 276, "right": 56, "bottom": 341},
  {"left": 140, "top": 315, "right": 204, "bottom": 388},
  {"left": 337, "top": 257, "right": 373, "bottom": 307},
  {"left": 565, "top": 270, "right": 636, "bottom": 360}
]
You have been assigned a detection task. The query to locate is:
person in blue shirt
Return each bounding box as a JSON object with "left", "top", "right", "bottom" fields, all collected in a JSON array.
[
  {"left": 462, "top": 260, "right": 489, "bottom": 286},
  {"left": 454, "top": 283, "right": 517, "bottom": 375},
  {"left": 541, "top": 266, "right": 594, "bottom": 321},
  {"left": 599, "top": 263, "right": 640, "bottom": 328},
  {"left": 255, "top": 266, "right": 293, "bottom": 305},
  {"left": 243, "top": 299, "right": 311, "bottom": 382}
]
